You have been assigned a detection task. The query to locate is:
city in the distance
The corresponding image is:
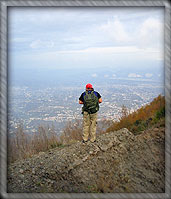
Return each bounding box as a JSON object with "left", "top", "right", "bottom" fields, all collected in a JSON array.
[{"left": 8, "top": 67, "right": 164, "bottom": 135}]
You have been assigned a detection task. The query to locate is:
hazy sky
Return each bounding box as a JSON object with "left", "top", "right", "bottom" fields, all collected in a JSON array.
[{"left": 8, "top": 7, "right": 164, "bottom": 70}]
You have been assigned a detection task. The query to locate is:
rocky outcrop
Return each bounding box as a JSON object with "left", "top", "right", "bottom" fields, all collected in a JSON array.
[{"left": 7, "top": 127, "right": 165, "bottom": 193}]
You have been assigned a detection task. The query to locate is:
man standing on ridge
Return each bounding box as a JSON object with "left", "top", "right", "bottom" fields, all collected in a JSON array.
[{"left": 79, "top": 83, "right": 102, "bottom": 143}]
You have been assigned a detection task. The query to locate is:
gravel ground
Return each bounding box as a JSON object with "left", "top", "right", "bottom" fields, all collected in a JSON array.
[{"left": 7, "top": 126, "right": 165, "bottom": 193}]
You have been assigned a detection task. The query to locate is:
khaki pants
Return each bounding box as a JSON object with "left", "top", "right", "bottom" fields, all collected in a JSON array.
[{"left": 83, "top": 111, "right": 97, "bottom": 142}]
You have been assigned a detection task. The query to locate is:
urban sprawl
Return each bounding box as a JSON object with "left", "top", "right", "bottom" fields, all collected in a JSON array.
[{"left": 9, "top": 82, "right": 164, "bottom": 135}]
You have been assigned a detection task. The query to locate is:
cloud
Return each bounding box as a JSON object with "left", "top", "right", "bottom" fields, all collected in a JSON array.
[
  {"left": 99, "top": 17, "right": 130, "bottom": 43},
  {"left": 128, "top": 73, "right": 142, "bottom": 78},
  {"left": 104, "top": 74, "right": 109, "bottom": 78},
  {"left": 63, "top": 37, "right": 84, "bottom": 43},
  {"left": 140, "top": 18, "right": 162, "bottom": 35},
  {"left": 9, "top": 8, "right": 164, "bottom": 70},
  {"left": 57, "top": 46, "right": 140, "bottom": 54},
  {"left": 12, "top": 37, "right": 29, "bottom": 42},
  {"left": 54, "top": 46, "right": 162, "bottom": 61},
  {"left": 30, "top": 40, "right": 54, "bottom": 49},
  {"left": 138, "top": 18, "right": 163, "bottom": 48},
  {"left": 91, "top": 73, "right": 97, "bottom": 77},
  {"left": 145, "top": 73, "right": 153, "bottom": 78},
  {"left": 98, "top": 16, "right": 163, "bottom": 50}
]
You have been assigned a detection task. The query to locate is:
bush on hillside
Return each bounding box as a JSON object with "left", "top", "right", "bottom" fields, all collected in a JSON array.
[{"left": 106, "top": 95, "right": 165, "bottom": 134}]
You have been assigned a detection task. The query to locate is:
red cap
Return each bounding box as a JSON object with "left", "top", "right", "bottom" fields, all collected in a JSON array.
[{"left": 86, "top": 83, "right": 93, "bottom": 89}]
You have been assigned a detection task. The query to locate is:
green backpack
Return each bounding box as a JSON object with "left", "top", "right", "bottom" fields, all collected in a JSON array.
[{"left": 82, "top": 91, "right": 99, "bottom": 114}]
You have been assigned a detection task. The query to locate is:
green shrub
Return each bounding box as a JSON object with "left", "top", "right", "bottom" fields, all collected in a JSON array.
[{"left": 155, "top": 107, "right": 165, "bottom": 120}]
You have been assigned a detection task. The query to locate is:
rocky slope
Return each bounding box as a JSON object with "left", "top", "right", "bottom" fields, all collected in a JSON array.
[{"left": 7, "top": 126, "right": 165, "bottom": 193}]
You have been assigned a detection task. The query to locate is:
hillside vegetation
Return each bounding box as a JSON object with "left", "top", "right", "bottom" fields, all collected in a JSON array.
[
  {"left": 8, "top": 95, "right": 165, "bottom": 163},
  {"left": 106, "top": 95, "right": 165, "bottom": 134}
]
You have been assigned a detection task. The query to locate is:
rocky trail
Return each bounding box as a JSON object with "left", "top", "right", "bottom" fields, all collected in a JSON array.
[{"left": 8, "top": 126, "right": 165, "bottom": 193}]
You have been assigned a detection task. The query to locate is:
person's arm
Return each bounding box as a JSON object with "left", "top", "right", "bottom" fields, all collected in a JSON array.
[
  {"left": 97, "top": 92, "right": 102, "bottom": 103},
  {"left": 79, "top": 100, "right": 84, "bottom": 104},
  {"left": 79, "top": 93, "right": 84, "bottom": 104},
  {"left": 99, "top": 98, "right": 102, "bottom": 103}
]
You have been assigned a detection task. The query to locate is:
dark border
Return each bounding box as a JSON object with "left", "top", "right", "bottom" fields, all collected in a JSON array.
[{"left": 0, "top": 0, "right": 171, "bottom": 199}]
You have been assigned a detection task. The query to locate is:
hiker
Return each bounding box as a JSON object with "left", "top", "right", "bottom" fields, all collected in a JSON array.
[{"left": 79, "top": 83, "right": 102, "bottom": 143}]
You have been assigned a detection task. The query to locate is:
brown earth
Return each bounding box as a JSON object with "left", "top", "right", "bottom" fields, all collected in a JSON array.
[{"left": 7, "top": 126, "right": 165, "bottom": 193}]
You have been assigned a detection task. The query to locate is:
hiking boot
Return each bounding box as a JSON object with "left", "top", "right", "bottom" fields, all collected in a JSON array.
[{"left": 82, "top": 140, "right": 88, "bottom": 144}]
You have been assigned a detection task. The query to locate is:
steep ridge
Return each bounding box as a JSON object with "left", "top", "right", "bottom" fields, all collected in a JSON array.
[{"left": 8, "top": 126, "right": 165, "bottom": 193}]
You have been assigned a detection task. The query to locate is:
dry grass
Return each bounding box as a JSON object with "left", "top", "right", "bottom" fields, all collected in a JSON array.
[
  {"left": 60, "top": 119, "right": 82, "bottom": 144},
  {"left": 8, "top": 124, "right": 61, "bottom": 163},
  {"left": 8, "top": 117, "right": 110, "bottom": 163},
  {"left": 106, "top": 95, "right": 165, "bottom": 134},
  {"left": 60, "top": 118, "right": 112, "bottom": 144}
]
